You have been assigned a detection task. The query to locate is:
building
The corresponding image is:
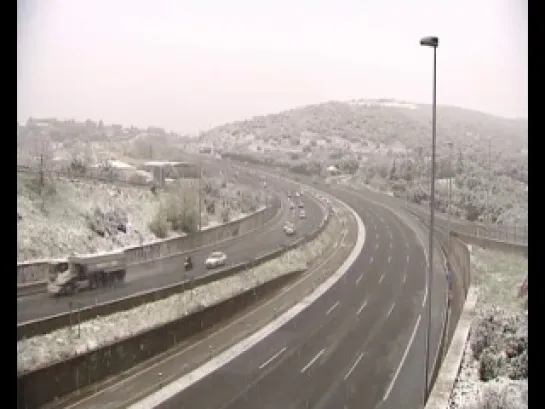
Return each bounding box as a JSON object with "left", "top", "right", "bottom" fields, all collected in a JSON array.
[{"left": 143, "top": 161, "right": 199, "bottom": 186}]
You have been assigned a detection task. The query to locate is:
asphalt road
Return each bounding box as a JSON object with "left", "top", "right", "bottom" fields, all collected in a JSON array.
[
  {"left": 17, "top": 174, "right": 325, "bottom": 324},
  {"left": 134, "top": 177, "right": 448, "bottom": 409}
]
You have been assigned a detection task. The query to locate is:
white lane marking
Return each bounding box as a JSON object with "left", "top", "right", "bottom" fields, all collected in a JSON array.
[
  {"left": 356, "top": 274, "right": 363, "bottom": 285},
  {"left": 375, "top": 243, "right": 379, "bottom": 250},
  {"left": 128, "top": 184, "right": 367, "bottom": 409},
  {"left": 388, "top": 256, "right": 392, "bottom": 264},
  {"left": 386, "top": 303, "right": 395, "bottom": 318},
  {"left": 301, "top": 348, "right": 325, "bottom": 373},
  {"left": 379, "top": 273, "right": 385, "bottom": 284},
  {"left": 383, "top": 315, "right": 422, "bottom": 401},
  {"left": 403, "top": 274, "right": 407, "bottom": 283},
  {"left": 370, "top": 256, "right": 374, "bottom": 264},
  {"left": 422, "top": 287, "right": 427, "bottom": 307},
  {"left": 344, "top": 352, "right": 365, "bottom": 380},
  {"left": 326, "top": 301, "right": 340, "bottom": 315},
  {"left": 389, "top": 242, "right": 392, "bottom": 249},
  {"left": 258, "top": 347, "right": 287, "bottom": 369},
  {"left": 406, "top": 255, "right": 410, "bottom": 263},
  {"left": 356, "top": 300, "right": 367, "bottom": 315},
  {"left": 375, "top": 233, "right": 378, "bottom": 240}
]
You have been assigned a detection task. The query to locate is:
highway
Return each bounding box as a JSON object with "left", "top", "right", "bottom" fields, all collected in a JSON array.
[
  {"left": 124, "top": 171, "right": 449, "bottom": 409},
  {"left": 17, "top": 174, "right": 325, "bottom": 324}
]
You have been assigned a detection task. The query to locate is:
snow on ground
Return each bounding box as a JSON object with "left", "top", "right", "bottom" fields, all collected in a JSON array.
[
  {"left": 17, "top": 203, "right": 343, "bottom": 375},
  {"left": 17, "top": 172, "right": 258, "bottom": 262},
  {"left": 448, "top": 248, "right": 528, "bottom": 409}
]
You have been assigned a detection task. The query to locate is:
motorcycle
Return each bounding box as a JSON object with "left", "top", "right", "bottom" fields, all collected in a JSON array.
[{"left": 184, "top": 256, "right": 193, "bottom": 271}]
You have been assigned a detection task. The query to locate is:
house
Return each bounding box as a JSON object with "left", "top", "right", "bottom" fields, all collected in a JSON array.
[{"left": 326, "top": 165, "right": 340, "bottom": 175}]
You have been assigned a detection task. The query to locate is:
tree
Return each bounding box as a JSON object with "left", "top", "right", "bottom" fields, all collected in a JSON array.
[
  {"left": 28, "top": 132, "right": 54, "bottom": 190},
  {"left": 457, "top": 148, "right": 465, "bottom": 175}
]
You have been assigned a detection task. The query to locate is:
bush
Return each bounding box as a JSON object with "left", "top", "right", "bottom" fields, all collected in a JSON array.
[
  {"left": 149, "top": 207, "right": 169, "bottom": 238},
  {"left": 148, "top": 187, "right": 200, "bottom": 237}
]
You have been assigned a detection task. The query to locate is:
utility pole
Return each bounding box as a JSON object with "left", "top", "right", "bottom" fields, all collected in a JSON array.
[
  {"left": 447, "top": 141, "right": 454, "bottom": 252},
  {"left": 198, "top": 163, "right": 202, "bottom": 231},
  {"left": 488, "top": 138, "right": 491, "bottom": 223}
]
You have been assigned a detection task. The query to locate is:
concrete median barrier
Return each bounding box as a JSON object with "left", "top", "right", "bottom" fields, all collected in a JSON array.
[{"left": 17, "top": 269, "right": 306, "bottom": 409}]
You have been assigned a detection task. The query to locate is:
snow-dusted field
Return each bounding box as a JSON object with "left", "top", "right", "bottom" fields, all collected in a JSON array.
[
  {"left": 17, "top": 173, "right": 257, "bottom": 262},
  {"left": 448, "top": 248, "right": 528, "bottom": 409},
  {"left": 17, "top": 204, "right": 343, "bottom": 375}
]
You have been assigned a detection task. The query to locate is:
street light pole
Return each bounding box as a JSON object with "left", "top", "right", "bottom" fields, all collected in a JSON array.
[{"left": 420, "top": 35, "right": 439, "bottom": 405}]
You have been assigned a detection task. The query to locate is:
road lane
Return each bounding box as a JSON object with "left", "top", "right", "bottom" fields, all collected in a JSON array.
[{"left": 149, "top": 197, "right": 427, "bottom": 409}]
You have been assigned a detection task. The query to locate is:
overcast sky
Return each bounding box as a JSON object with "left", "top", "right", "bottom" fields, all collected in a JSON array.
[{"left": 17, "top": 0, "right": 528, "bottom": 133}]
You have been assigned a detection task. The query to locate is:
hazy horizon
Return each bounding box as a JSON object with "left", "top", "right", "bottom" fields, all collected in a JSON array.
[{"left": 18, "top": 0, "right": 528, "bottom": 134}]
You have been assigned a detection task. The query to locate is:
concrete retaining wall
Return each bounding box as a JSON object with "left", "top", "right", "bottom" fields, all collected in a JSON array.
[
  {"left": 17, "top": 204, "right": 279, "bottom": 285},
  {"left": 17, "top": 269, "right": 305, "bottom": 409}
]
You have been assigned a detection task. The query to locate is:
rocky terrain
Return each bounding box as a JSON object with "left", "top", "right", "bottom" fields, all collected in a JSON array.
[
  {"left": 449, "top": 248, "right": 528, "bottom": 409},
  {"left": 17, "top": 170, "right": 261, "bottom": 262}
]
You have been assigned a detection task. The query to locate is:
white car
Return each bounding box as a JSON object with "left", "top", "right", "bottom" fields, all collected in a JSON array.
[
  {"left": 299, "top": 210, "right": 306, "bottom": 219},
  {"left": 205, "top": 251, "right": 227, "bottom": 269},
  {"left": 295, "top": 191, "right": 301, "bottom": 197},
  {"left": 283, "top": 222, "right": 296, "bottom": 235}
]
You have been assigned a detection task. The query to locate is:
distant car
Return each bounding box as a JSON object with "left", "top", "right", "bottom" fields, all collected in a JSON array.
[
  {"left": 283, "top": 222, "right": 295, "bottom": 235},
  {"left": 205, "top": 251, "right": 227, "bottom": 269},
  {"left": 295, "top": 191, "right": 301, "bottom": 197},
  {"left": 298, "top": 201, "right": 304, "bottom": 208},
  {"left": 299, "top": 210, "right": 306, "bottom": 219},
  {"left": 287, "top": 192, "right": 292, "bottom": 199},
  {"left": 289, "top": 202, "right": 294, "bottom": 210}
]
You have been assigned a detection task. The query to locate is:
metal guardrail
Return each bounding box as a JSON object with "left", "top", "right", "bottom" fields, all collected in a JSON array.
[{"left": 403, "top": 202, "right": 528, "bottom": 246}]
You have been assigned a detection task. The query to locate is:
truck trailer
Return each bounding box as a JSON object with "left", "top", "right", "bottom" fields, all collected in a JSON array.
[{"left": 47, "top": 251, "right": 127, "bottom": 296}]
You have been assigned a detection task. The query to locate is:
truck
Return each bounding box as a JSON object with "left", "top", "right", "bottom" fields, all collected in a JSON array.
[{"left": 47, "top": 251, "right": 127, "bottom": 296}]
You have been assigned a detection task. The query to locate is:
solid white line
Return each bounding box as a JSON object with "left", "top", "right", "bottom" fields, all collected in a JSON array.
[
  {"left": 386, "top": 303, "right": 395, "bottom": 318},
  {"left": 383, "top": 315, "right": 422, "bottom": 402},
  {"left": 258, "top": 347, "right": 287, "bottom": 369},
  {"left": 301, "top": 348, "right": 325, "bottom": 373},
  {"left": 326, "top": 301, "right": 340, "bottom": 315},
  {"left": 356, "top": 300, "right": 367, "bottom": 315},
  {"left": 344, "top": 352, "right": 365, "bottom": 380},
  {"left": 370, "top": 256, "right": 374, "bottom": 264},
  {"left": 379, "top": 273, "right": 384, "bottom": 284},
  {"left": 422, "top": 286, "right": 428, "bottom": 307},
  {"left": 356, "top": 274, "right": 363, "bottom": 285},
  {"left": 127, "top": 192, "right": 366, "bottom": 409}
]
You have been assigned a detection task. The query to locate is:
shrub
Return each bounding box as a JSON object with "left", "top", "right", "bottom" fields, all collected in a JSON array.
[{"left": 149, "top": 206, "right": 169, "bottom": 238}]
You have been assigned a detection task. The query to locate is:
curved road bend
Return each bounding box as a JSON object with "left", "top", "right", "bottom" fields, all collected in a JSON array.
[
  {"left": 17, "top": 179, "right": 325, "bottom": 324},
  {"left": 128, "top": 186, "right": 448, "bottom": 409}
]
